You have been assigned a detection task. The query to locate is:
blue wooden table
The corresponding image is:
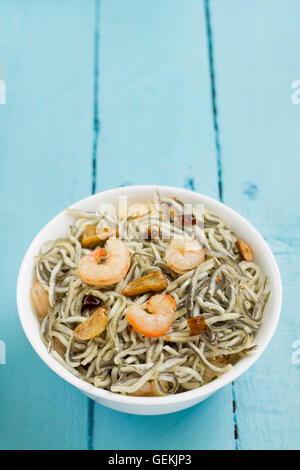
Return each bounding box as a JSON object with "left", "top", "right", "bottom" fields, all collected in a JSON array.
[{"left": 0, "top": 0, "right": 299, "bottom": 450}]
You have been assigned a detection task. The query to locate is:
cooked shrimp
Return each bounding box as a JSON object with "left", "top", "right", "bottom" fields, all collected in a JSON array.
[
  {"left": 165, "top": 236, "right": 205, "bottom": 274},
  {"left": 126, "top": 294, "right": 176, "bottom": 338},
  {"left": 78, "top": 238, "right": 130, "bottom": 286},
  {"left": 31, "top": 280, "right": 50, "bottom": 318}
]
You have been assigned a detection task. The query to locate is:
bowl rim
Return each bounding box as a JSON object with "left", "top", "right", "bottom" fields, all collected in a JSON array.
[{"left": 16, "top": 184, "right": 282, "bottom": 406}]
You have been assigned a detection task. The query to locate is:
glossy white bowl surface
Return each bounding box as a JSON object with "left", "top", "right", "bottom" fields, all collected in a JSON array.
[{"left": 17, "top": 185, "right": 282, "bottom": 415}]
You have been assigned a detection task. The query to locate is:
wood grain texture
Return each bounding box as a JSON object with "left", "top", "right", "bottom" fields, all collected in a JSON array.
[
  {"left": 96, "top": 0, "right": 219, "bottom": 198},
  {"left": 1, "top": 0, "right": 297, "bottom": 451},
  {"left": 0, "top": 0, "right": 95, "bottom": 449},
  {"left": 92, "top": 0, "right": 235, "bottom": 450},
  {"left": 210, "top": 0, "right": 300, "bottom": 450},
  {"left": 93, "top": 388, "right": 233, "bottom": 450}
]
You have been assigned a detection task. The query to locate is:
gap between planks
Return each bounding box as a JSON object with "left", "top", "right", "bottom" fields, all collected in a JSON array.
[
  {"left": 204, "top": 0, "right": 223, "bottom": 203},
  {"left": 204, "top": 0, "right": 238, "bottom": 449},
  {"left": 91, "top": 0, "right": 101, "bottom": 196},
  {"left": 88, "top": 0, "right": 101, "bottom": 450}
]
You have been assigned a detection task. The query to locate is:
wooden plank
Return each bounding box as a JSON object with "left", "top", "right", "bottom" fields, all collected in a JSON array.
[
  {"left": 95, "top": 388, "right": 233, "bottom": 450},
  {"left": 92, "top": 0, "right": 235, "bottom": 450},
  {"left": 210, "top": 0, "right": 300, "bottom": 449},
  {"left": 0, "top": 0, "right": 95, "bottom": 449},
  {"left": 96, "top": 0, "right": 219, "bottom": 198}
]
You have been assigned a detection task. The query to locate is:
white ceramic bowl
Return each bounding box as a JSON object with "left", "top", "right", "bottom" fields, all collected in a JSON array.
[{"left": 17, "top": 185, "right": 282, "bottom": 415}]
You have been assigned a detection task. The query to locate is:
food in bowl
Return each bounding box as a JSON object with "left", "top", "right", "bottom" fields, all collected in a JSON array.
[{"left": 31, "top": 190, "right": 271, "bottom": 397}]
